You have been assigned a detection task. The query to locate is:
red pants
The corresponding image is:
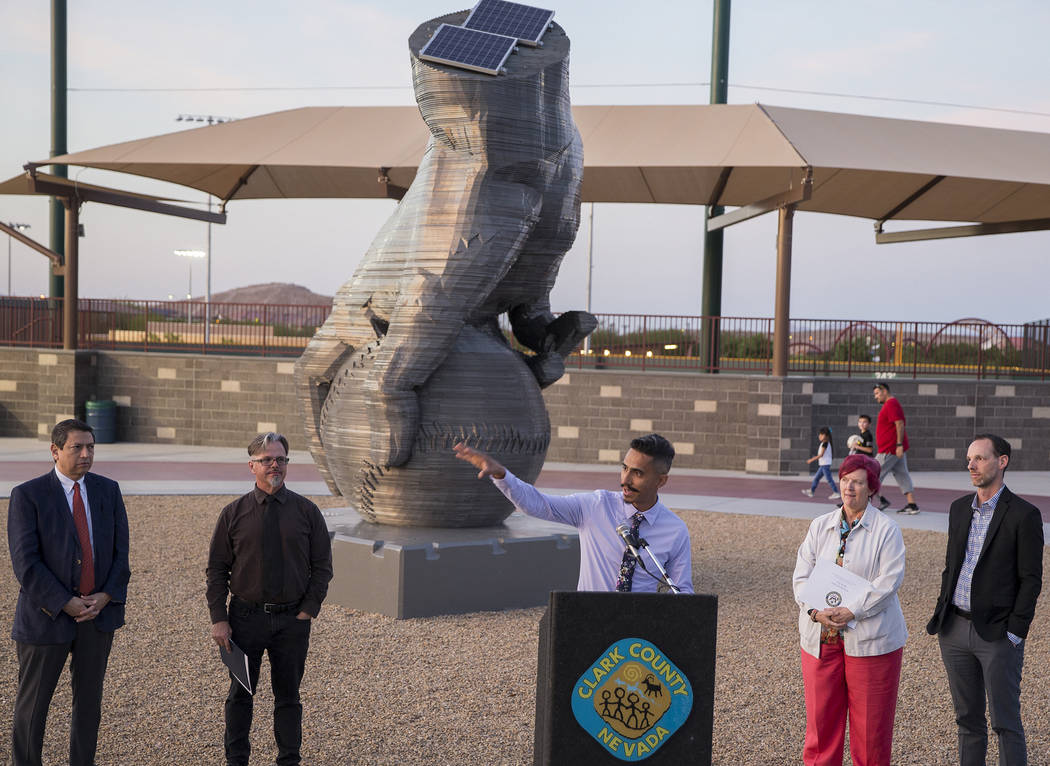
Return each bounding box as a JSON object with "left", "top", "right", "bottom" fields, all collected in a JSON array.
[{"left": 801, "top": 642, "right": 903, "bottom": 766}]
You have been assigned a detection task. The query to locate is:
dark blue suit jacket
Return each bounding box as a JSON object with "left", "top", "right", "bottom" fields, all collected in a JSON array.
[{"left": 8, "top": 469, "right": 131, "bottom": 644}]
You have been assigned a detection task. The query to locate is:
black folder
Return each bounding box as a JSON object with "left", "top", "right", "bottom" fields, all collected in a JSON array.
[{"left": 220, "top": 639, "right": 252, "bottom": 694}]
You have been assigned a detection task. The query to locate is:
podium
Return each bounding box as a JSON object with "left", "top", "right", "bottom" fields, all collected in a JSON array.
[{"left": 534, "top": 591, "right": 717, "bottom": 765}]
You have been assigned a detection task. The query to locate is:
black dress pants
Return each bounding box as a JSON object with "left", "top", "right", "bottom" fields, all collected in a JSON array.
[
  {"left": 225, "top": 600, "right": 312, "bottom": 766},
  {"left": 11, "top": 621, "right": 114, "bottom": 766}
]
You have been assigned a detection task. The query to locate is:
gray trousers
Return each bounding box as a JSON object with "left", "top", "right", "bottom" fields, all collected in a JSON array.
[
  {"left": 876, "top": 451, "right": 915, "bottom": 494},
  {"left": 11, "top": 621, "right": 114, "bottom": 766},
  {"left": 938, "top": 612, "right": 1026, "bottom": 766}
]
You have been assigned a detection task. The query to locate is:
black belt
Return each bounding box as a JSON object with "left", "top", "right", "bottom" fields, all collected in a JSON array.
[
  {"left": 950, "top": 604, "right": 973, "bottom": 620},
  {"left": 232, "top": 596, "right": 301, "bottom": 614}
]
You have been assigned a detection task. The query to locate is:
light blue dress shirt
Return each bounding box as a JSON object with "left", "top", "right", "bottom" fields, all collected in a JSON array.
[{"left": 492, "top": 470, "right": 693, "bottom": 593}]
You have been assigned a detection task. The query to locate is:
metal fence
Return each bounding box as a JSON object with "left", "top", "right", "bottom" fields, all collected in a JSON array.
[
  {"left": 0, "top": 297, "right": 330, "bottom": 357},
  {"left": 501, "top": 314, "right": 1050, "bottom": 380},
  {"left": 1, "top": 296, "right": 1047, "bottom": 378}
]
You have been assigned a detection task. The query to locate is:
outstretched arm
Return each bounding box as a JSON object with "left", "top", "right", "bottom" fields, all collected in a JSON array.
[{"left": 453, "top": 442, "right": 584, "bottom": 527}]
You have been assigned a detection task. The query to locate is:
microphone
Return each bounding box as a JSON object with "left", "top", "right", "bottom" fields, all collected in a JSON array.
[{"left": 615, "top": 523, "right": 647, "bottom": 570}]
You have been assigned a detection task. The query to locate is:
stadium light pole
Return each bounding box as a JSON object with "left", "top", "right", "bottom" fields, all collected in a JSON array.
[
  {"left": 174, "top": 248, "right": 206, "bottom": 330},
  {"left": 175, "top": 114, "right": 234, "bottom": 344},
  {"left": 6, "top": 222, "right": 31, "bottom": 296}
]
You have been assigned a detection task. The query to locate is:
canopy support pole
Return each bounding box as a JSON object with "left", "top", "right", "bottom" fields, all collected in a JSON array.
[
  {"left": 62, "top": 198, "right": 79, "bottom": 350},
  {"left": 772, "top": 204, "right": 795, "bottom": 378}
]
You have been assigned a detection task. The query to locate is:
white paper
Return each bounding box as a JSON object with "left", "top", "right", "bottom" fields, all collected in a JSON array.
[{"left": 800, "top": 558, "right": 873, "bottom": 629}]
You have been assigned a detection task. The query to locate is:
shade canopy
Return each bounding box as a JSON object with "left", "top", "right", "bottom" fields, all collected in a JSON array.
[
  {"left": 25, "top": 103, "right": 1050, "bottom": 227},
  {"left": 0, "top": 170, "right": 181, "bottom": 202}
]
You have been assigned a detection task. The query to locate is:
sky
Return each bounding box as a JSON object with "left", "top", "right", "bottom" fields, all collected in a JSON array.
[{"left": 3, "top": 0, "right": 1050, "bottom": 324}]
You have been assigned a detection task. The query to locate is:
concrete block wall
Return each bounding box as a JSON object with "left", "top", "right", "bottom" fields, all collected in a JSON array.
[
  {"left": 92, "top": 352, "right": 301, "bottom": 447},
  {"left": 542, "top": 370, "right": 1050, "bottom": 473},
  {"left": 0, "top": 349, "right": 47, "bottom": 437},
  {"left": 787, "top": 378, "right": 1050, "bottom": 473},
  {"left": 1, "top": 348, "right": 1047, "bottom": 472},
  {"left": 0, "top": 349, "right": 99, "bottom": 439},
  {"left": 744, "top": 377, "right": 790, "bottom": 474},
  {"left": 541, "top": 370, "right": 785, "bottom": 472}
]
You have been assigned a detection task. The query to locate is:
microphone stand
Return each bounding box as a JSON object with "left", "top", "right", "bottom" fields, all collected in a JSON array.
[
  {"left": 635, "top": 536, "right": 681, "bottom": 594},
  {"left": 616, "top": 522, "right": 680, "bottom": 594}
]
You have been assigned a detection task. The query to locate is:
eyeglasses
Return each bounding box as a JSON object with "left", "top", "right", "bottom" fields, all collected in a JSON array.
[{"left": 251, "top": 456, "right": 290, "bottom": 467}]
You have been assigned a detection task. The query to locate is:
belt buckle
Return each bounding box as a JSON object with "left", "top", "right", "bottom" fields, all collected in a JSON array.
[{"left": 263, "top": 602, "right": 279, "bottom": 614}]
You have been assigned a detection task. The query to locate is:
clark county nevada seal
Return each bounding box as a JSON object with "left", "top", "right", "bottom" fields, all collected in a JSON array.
[{"left": 571, "top": 638, "right": 693, "bottom": 761}]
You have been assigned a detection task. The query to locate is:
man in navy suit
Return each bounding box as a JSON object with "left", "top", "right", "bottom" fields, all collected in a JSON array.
[
  {"left": 7, "top": 418, "right": 131, "bottom": 766},
  {"left": 927, "top": 434, "right": 1043, "bottom": 766}
]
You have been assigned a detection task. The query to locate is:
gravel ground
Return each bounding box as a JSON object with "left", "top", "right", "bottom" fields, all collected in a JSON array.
[{"left": 0, "top": 495, "right": 1047, "bottom": 765}]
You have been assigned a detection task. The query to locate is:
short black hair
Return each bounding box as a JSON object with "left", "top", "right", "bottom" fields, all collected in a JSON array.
[
  {"left": 859, "top": 414, "right": 872, "bottom": 423},
  {"left": 873, "top": 382, "right": 891, "bottom": 393},
  {"left": 973, "top": 433, "right": 1011, "bottom": 469},
  {"left": 629, "top": 433, "right": 675, "bottom": 473},
  {"left": 52, "top": 419, "right": 94, "bottom": 449},
  {"left": 248, "top": 432, "right": 289, "bottom": 457}
]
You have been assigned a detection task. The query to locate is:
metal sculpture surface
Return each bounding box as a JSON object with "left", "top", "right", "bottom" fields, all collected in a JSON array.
[{"left": 295, "top": 10, "right": 593, "bottom": 527}]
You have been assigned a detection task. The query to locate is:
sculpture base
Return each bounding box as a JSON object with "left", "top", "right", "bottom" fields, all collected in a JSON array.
[{"left": 323, "top": 507, "right": 581, "bottom": 619}]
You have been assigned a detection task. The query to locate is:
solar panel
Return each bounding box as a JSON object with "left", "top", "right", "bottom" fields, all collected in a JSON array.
[
  {"left": 419, "top": 23, "right": 518, "bottom": 76},
  {"left": 463, "top": 0, "right": 555, "bottom": 46}
]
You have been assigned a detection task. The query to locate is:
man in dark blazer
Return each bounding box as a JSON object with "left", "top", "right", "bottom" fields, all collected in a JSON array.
[
  {"left": 7, "top": 418, "right": 131, "bottom": 766},
  {"left": 927, "top": 434, "right": 1043, "bottom": 766}
]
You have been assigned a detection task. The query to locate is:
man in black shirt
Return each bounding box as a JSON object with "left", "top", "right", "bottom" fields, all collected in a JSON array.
[{"left": 206, "top": 433, "right": 333, "bottom": 766}]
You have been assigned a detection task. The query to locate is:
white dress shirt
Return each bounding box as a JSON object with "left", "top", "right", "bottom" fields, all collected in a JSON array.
[
  {"left": 54, "top": 466, "right": 95, "bottom": 552},
  {"left": 793, "top": 503, "right": 907, "bottom": 657}
]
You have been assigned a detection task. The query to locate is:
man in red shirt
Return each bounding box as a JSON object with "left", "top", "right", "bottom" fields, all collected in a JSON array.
[{"left": 873, "top": 383, "right": 919, "bottom": 514}]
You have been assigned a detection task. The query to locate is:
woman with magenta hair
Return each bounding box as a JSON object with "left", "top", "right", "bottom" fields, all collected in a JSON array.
[{"left": 792, "top": 454, "right": 908, "bottom": 766}]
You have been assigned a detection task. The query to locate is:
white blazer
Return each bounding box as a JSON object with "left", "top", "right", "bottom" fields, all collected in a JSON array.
[{"left": 793, "top": 503, "right": 908, "bottom": 658}]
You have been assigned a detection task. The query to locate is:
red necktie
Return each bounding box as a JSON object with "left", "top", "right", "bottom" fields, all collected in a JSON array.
[{"left": 72, "top": 482, "right": 95, "bottom": 595}]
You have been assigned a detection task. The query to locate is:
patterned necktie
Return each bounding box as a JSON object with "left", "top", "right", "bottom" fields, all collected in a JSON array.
[
  {"left": 615, "top": 512, "right": 646, "bottom": 592},
  {"left": 261, "top": 495, "right": 284, "bottom": 602},
  {"left": 72, "top": 482, "right": 95, "bottom": 595}
]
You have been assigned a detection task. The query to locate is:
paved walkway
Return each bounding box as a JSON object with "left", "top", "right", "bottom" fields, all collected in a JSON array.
[{"left": 1, "top": 438, "right": 1047, "bottom": 538}]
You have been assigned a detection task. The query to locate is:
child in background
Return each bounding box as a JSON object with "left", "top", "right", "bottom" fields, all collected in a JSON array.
[
  {"left": 802, "top": 427, "right": 840, "bottom": 500},
  {"left": 849, "top": 414, "right": 875, "bottom": 455}
]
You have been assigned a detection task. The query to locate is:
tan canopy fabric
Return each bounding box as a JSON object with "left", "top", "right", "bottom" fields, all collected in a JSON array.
[
  {"left": 33, "top": 106, "right": 430, "bottom": 203},
  {"left": 27, "top": 103, "right": 1050, "bottom": 225}
]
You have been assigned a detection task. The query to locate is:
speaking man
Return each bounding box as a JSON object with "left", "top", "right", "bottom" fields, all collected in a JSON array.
[
  {"left": 926, "top": 434, "right": 1043, "bottom": 765},
  {"left": 206, "top": 432, "right": 333, "bottom": 766},
  {"left": 454, "top": 433, "right": 693, "bottom": 593},
  {"left": 7, "top": 419, "right": 131, "bottom": 766}
]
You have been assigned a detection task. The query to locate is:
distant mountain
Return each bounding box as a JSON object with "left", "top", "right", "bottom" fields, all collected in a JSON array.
[
  {"left": 187, "top": 283, "right": 332, "bottom": 329},
  {"left": 201, "top": 282, "right": 332, "bottom": 306}
]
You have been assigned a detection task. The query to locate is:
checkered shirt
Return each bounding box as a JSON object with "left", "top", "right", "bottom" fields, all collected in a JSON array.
[{"left": 951, "top": 484, "right": 1007, "bottom": 611}]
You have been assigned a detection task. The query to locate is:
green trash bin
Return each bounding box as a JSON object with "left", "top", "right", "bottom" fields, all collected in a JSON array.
[{"left": 85, "top": 399, "right": 117, "bottom": 443}]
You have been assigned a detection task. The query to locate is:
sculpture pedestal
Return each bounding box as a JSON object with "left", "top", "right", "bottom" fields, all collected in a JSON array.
[{"left": 323, "top": 508, "right": 581, "bottom": 619}]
